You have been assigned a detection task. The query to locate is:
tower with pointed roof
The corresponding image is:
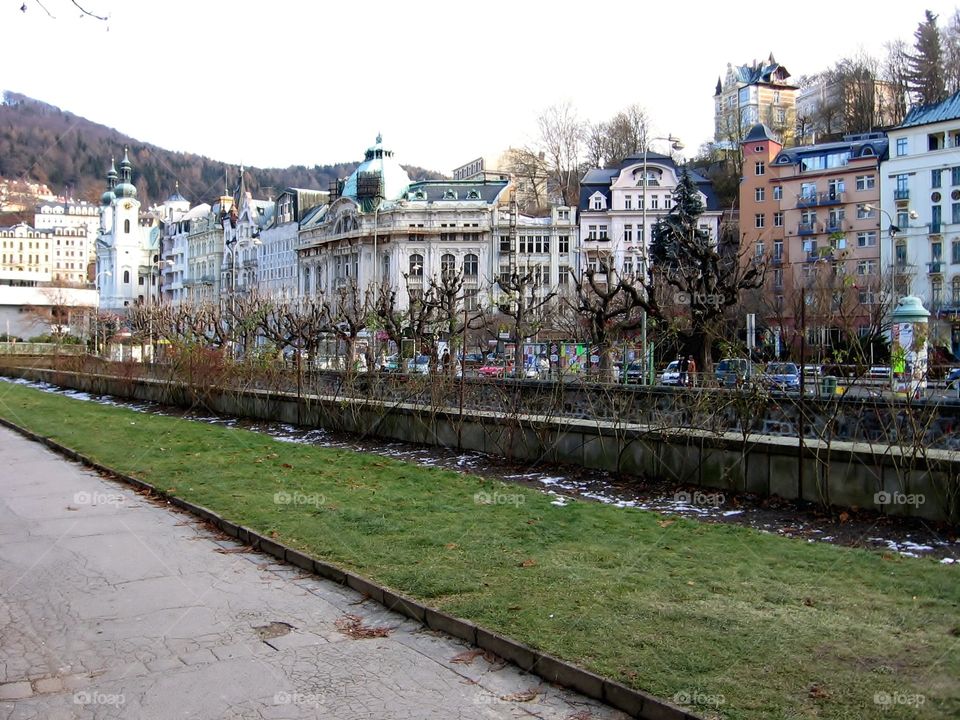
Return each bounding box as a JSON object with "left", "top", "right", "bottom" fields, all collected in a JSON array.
[
  {"left": 95, "top": 149, "right": 161, "bottom": 311},
  {"left": 714, "top": 55, "right": 798, "bottom": 148}
]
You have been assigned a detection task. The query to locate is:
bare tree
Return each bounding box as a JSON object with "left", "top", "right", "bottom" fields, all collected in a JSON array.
[
  {"left": 536, "top": 101, "right": 584, "bottom": 206},
  {"left": 883, "top": 39, "right": 912, "bottom": 124}
]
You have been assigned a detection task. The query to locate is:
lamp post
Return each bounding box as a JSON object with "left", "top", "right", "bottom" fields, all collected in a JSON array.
[
  {"left": 640, "top": 134, "right": 684, "bottom": 384},
  {"left": 863, "top": 203, "right": 918, "bottom": 391},
  {"left": 147, "top": 259, "right": 173, "bottom": 363},
  {"left": 93, "top": 270, "right": 111, "bottom": 356}
]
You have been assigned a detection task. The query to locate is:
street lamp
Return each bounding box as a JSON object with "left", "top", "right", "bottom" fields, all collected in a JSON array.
[
  {"left": 147, "top": 259, "right": 173, "bottom": 363},
  {"left": 640, "top": 134, "right": 684, "bottom": 384},
  {"left": 863, "top": 203, "right": 918, "bottom": 390}
]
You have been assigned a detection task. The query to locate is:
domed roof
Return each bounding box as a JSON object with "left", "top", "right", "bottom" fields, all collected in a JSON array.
[
  {"left": 341, "top": 134, "right": 411, "bottom": 203},
  {"left": 100, "top": 189, "right": 116, "bottom": 206},
  {"left": 114, "top": 182, "right": 137, "bottom": 199}
]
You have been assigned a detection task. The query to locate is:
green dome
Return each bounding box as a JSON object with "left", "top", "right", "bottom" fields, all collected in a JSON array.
[
  {"left": 114, "top": 182, "right": 137, "bottom": 199},
  {"left": 100, "top": 190, "right": 116, "bottom": 206},
  {"left": 342, "top": 134, "right": 410, "bottom": 203}
]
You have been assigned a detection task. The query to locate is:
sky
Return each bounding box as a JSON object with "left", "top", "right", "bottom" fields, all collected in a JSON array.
[{"left": 1, "top": 0, "right": 958, "bottom": 179}]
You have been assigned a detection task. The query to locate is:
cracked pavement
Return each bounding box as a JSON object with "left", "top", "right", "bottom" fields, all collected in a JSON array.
[{"left": 0, "top": 426, "right": 628, "bottom": 719}]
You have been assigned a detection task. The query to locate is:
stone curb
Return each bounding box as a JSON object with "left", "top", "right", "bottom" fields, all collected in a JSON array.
[{"left": 0, "top": 416, "right": 702, "bottom": 720}]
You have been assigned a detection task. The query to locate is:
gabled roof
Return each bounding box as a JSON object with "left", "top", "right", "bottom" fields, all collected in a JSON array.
[
  {"left": 899, "top": 89, "right": 960, "bottom": 129},
  {"left": 578, "top": 153, "right": 719, "bottom": 211}
]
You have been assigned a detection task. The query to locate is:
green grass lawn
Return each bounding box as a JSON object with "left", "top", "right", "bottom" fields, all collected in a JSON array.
[{"left": 1, "top": 381, "right": 957, "bottom": 720}]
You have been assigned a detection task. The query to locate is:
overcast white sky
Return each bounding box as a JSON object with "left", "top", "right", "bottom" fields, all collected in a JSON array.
[{"left": 1, "top": 0, "right": 958, "bottom": 177}]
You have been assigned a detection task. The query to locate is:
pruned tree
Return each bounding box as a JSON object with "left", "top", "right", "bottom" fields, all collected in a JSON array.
[
  {"left": 319, "top": 280, "right": 373, "bottom": 372},
  {"left": 421, "top": 266, "right": 487, "bottom": 375},
  {"left": 495, "top": 264, "right": 556, "bottom": 373}
]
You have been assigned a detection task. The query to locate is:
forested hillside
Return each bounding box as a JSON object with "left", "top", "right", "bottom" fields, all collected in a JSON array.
[{"left": 0, "top": 92, "right": 443, "bottom": 207}]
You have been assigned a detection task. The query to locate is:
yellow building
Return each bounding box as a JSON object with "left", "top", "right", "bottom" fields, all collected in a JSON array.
[{"left": 715, "top": 55, "right": 798, "bottom": 149}]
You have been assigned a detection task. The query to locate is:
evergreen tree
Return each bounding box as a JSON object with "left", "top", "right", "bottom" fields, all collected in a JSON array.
[{"left": 908, "top": 10, "right": 947, "bottom": 105}]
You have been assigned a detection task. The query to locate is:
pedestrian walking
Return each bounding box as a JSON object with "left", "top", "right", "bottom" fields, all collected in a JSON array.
[
  {"left": 678, "top": 355, "right": 689, "bottom": 386},
  {"left": 686, "top": 355, "right": 697, "bottom": 386}
]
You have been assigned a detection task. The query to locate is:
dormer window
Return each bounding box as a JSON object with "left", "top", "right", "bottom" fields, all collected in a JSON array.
[
  {"left": 443, "top": 190, "right": 458, "bottom": 200},
  {"left": 413, "top": 190, "right": 427, "bottom": 200},
  {"left": 466, "top": 190, "right": 480, "bottom": 200},
  {"left": 590, "top": 192, "right": 606, "bottom": 210}
]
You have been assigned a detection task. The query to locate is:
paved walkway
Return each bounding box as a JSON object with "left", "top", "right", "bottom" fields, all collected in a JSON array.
[{"left": 0, "top": 426, "right": 626, "bottom": 719}]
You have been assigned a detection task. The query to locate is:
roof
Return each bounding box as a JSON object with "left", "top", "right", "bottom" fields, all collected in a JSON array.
[
  {"left": 899, "top": 89, "right": 960, "bottom": 129},
  {"left": 341, "top": 135, "right": 411, "bottom": 202},
  {"left": 402, "top": 180, "right": 508, "bottom": 204},
  {"left": 578, "top": 153, "right": 720, "bottom": 211},
  {"left": 772, "top": 135, "right": 888, "bottom": 165},
  {"left": 729, "top": 60, "right": 795, "bottom": 88},
  {"left": 743, "top": 123, "right": 778, "bottom": 143}
]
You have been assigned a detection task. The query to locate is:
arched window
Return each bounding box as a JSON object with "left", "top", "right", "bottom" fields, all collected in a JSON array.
[
  {"left": 463, "top": 253, "right": 478, "bottom": 277},
  {"left": 441, "top": 253, "right": 456, "bottom": 278},
  {"left": 952, "top": 276, "right": 960, "bottom": 304},
  {"left": 409, "top": 253, "right": 423, "bottom": 277},
  {"left": 124, "top": 219, "right": 131, "bottom": 234},
  {"left": 123, "top": 270, "right": 130, "bottom": 284}
]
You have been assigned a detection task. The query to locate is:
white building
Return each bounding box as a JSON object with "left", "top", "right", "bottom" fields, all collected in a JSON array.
[
  {"left": 258, "top": 188, "right": 327, "bottom": 299},
  {"left": 0, "top": 285, "right": 97, "bottom": 339},
  {"left": 221, "top": 168, "right": 273, "bottom": 300},
  {"left": 0, "top": 223, "right": 54, "bottom": 285},
  {"left": 298, "top": 136, "right": 577, "bottom": 314},
  {"left": 94, "top": 151, "right": 162, "bottom": 311},
  {"left": 882, "top": 90, "right": 960, "bottom": 357},
  {"left": 159, "top": 187, "right": 207, "bottom": 305},
  {"left": 34, "top": 201, "right": 100, "bottom": 285},
  {"left": 577, "top": 152, "right": 722, "bottom": 278}
]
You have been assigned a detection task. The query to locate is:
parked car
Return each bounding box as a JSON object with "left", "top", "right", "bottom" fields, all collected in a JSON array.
[
  {"left": 477, "top": 359, "right": 508, "bottom": 377},
  {"left": 945, "top": 367, "right": 960, "bottom": 388},
  {"left": 715, "top": 358, "right": 751, "bottom": 386},
  {"left": 867, "top": 365, "right": 891, "bottom": 380},
  {"left": 619, "top": 361, "right": 644, "bottom": 384},
  {"left": 763, "top": 362, "right": 801, "bottom": 391},
  {"left": 379, "top": 354, "right": 401, "bottom": 373},
  {"left": 507, "top": 364, "right": 539, "bottom": 379},
  {"left": 461, "top": 352, "right": 485, "bottom": 367},
  {"left": 659, "top": 360, "right": 681, "bottom": 386},
  {"left": 405, "top": 355, "right": 432, "bottom": 375}
]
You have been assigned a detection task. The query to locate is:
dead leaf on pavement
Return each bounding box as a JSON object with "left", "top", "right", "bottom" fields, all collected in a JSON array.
[
  {"left": 451, "top": 649, "right": 485, "bottom": 664},
  {"left": 335, "top": 613, "right": 393, "bottom": 639},
  {"left": 500, "top": 687, "right": 540, "bottom": 702}
]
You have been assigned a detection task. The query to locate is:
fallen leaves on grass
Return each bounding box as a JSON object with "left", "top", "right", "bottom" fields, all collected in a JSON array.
[
  {"left": 808, "top": 683, "right": 830, "bottom": 699},
  {"left": 519, "top": 558, "right": 537, "bottom": 568},
  {"left": 657, "top": 519, "right": 676, "bottom": 528},
  {"left": 335, "top": 613, "right": 393, "bottom": 639}
]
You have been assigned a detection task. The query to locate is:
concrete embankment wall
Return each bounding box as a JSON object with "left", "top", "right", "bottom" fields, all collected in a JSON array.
[{"left": 8, "top": 366, "right": 958, "bottom": 524}]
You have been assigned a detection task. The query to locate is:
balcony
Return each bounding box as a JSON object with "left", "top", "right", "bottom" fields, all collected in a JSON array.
[
  {"left": 797, "top": 195, "right": 818, "bottom": 208},
  {"left": 894, "top": 189, "right": 910, "bottom": 201},
  {"left": 825, "top": 219, "right": 845, "bottom": 233},
  {"left": 929, "top": 261, "right": 944, "bottom": 275},
  {"left": 798, "top": 222, "right": 820, "bottom": 235},
  {"left": 893, "top": 262, "right": 914, "bottom": 275},
  {"left": 818, "top": 191, "right": 845, "bottom": 206},
  {"left": 771, "top": 256, "right": 783, "bottom": 266}
]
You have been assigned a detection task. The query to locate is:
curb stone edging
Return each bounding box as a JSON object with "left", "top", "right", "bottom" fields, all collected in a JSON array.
[{"left": 0, "top": 416, "right": 703, "bottom": 720}]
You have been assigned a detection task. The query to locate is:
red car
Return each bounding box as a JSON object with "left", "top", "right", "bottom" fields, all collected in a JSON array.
[{"left": 477, "top": 360, "right": 510, "bottom": 377}]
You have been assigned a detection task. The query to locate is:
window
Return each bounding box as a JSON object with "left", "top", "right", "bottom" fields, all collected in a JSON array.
[
  {"left": 801, "top": 182, "right": 817, "bottom": 200},
  {"left": 755, "top": 161, "right": 765, "bottom": 175},
  {"left": 855, "top": 175, "right": 875, "bottom": 191},
  {"left": 932, "top": 168, "right": 943, "bottom": 188},
  {"left": 598, "top": 224, "right": 608, "bottom": 240},
  {"left": 624, "top": 195, "right": 632, "bottom": 210},
  {"left": 755, "top": 187, "right": 765, "bottom": 202},
  {"left": 441, "top": 253, "right": 455, "bottom": 278},
  {"left": 587, "top": 225, "right": 597, "bottom": 240},
  {"left": 773, "top": 185, "right": 783, "bottom": 200},
  {"left": 558, "top": 266, "right": 570, "bottom": 285},
  {"left": 664, "top": 196, "right": 672, "bottom": 210},
  {"left": 409, "top": 253, "right": 423, "bottom": 277},
  {"left": 856, "top": 204, "right": 875, "bottom": 220},
  {"left": 624, "top": 224, "right": 633, "bottom": 242},
  {"left": 462, "top": 253, "right": 478, "bottom": 278},
  {"left": 953, "top": 203, "right": 960, "bottom": 225},
  {"left": 857, "top": 231, "right": 877, "bottom": 248},
  {"left": 953, "top": 240, "right": 960, "bottom": 264},
  {"left": 754, "top": 213, "right": 765, "bottom": 229},
  {"left": 953, "top": 276, "right": 960, "bottom": 303},
  {"left": 499, "top": 235, "right": 510, "bottom": 252},
  {"left": 857, "top": 260, "right": 877, "bottom": 275},
  {"left": 933, "top": 278, "right": 943, "bottom": 304},
  {"left": 932, "top": 241, "right": 943, "bottom": 261},
  {"left": 558, "top": 235, "right": 569, "bottom": 253},
  {"left": 953, "top": 167, "right": 960, "bottom": 186},
  {"left": 123, "top": 270, "right": 130, "bottom": 284},
  {"left": 773, "top": 211, "right": 784, "bottom": 227},
  {"left": 650, "top": 196, "right": 659, "bottom": 210},
  {"left": 932, "top": 205, "right": 943, "bottom": 229},
  {"left": 896, "top": 138, "right": 908, "bottom": 156},
  {"left": 773, "top": 268, "right": 783, "bottom": 288},
  {"left": 774, "top": 240, "right": 783, "bottom": 260},
  {"left": 464, "top": 288, "right": 478, "bottom": 311},
  {"left": 124, "top": 219, "right": 130, "bottom": 233},
  {"left": 591, "top": 195, "right": 604, "bottom": 210},
  {"left": 828, "top": 179, "right": 844, "bottom": 197}
]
